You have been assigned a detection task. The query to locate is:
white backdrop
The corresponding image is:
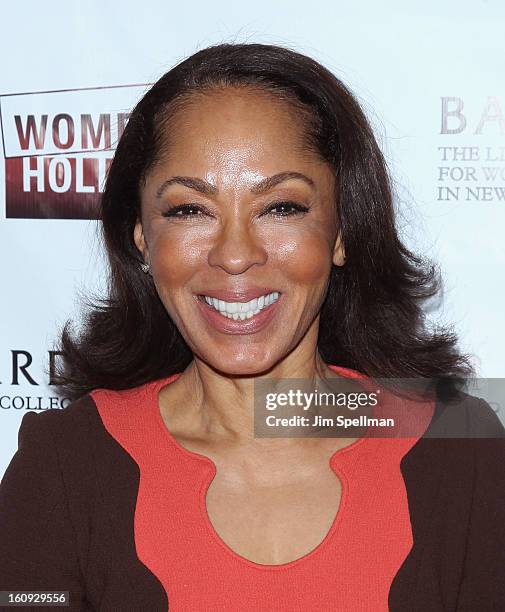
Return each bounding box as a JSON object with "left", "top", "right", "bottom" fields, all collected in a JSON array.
[{"left": 1, "top": 0, "right": 505, "bottom": 477}]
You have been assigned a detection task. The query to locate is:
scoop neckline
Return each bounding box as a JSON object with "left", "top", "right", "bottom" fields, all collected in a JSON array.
[{"left": 145, "top": 364, "right": 379, "bottom": 571}]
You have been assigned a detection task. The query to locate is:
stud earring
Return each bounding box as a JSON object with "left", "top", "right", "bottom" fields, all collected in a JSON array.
[{"left": 140, "top": 262, "right": 150, "bottom": 273}]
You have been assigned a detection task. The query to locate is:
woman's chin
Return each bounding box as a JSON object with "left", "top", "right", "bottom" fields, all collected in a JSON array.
[{"left": 199, "top": 352, "right": 281, "bottom": 378}]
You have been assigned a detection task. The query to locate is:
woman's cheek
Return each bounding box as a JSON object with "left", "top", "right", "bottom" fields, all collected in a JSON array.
[
  {"left": 150, "top": 225, "right": 214, "bottom": 283},
  {"left": 265, "top": 227, "right": 333, "bottom": 284}
]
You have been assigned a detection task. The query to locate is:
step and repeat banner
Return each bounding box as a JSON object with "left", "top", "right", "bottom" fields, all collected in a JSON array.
[{"left": 1, "top": 1, "right": 504, "bottom": 476}]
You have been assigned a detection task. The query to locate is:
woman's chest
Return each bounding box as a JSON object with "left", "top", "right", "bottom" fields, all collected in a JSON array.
[
  {"left": 203, "top": 457, "right": 344, "bottom": 565},
  {"left": 130, "top": 443, "right": 414, "bottom": 611}
]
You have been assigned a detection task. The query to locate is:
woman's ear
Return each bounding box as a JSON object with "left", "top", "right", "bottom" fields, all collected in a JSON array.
[
  {"left": 133, "top": 219, "right": 149, "bottom": 264},
  {"left": 332, "top": 231, "right": 346, "bottom": 267}
]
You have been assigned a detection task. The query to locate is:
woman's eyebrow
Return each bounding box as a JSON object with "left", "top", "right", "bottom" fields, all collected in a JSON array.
[
  {"left": 250, "top": 171, "right": 315, "bottom": 193},
  {"left": 155, "top": 171, "right": 314, "bottom": 199},
  {"left": 156, "top": 176, "right": 217, "bottom": 198}
]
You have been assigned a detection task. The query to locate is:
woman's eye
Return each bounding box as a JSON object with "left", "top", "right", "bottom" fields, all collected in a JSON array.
[
  {"left": 162, "top": 201, "right": 310, "bottom": 219},
  {"left": 162, "top": 204, "right": 205, "bottom": 218},
  {"left": 263, "top": 202, "right": 310, "bottom": 217}
]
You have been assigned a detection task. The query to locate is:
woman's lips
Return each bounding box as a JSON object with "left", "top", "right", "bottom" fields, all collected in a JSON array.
[{"left": 195, "top": 293, "right": 282, "bottom": 335}]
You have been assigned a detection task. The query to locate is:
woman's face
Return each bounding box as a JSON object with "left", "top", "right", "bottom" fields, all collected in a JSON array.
[{"left": 135, "top": 87, "right": 345, "bottom": 374}]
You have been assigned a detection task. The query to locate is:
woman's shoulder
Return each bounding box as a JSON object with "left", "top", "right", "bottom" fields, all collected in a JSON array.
[
  {"left": 16, "top": 383, "right": 149, "bottom": 454},
  {"left": 30, "top": 380, "right": 157, "bottom": 428},
  {"left": 425, "top": 389, "right": 505, "bottom": 439},
  {"left": 17, "top": 394, "right": 101, "bottom": 443},
  {"left": 12, "top": 378, "right": 171, "bottom": 471},
  {"left": 401, "top": 390, "right": 505, "bottom": 500},
  {"left": 10, "top": 388, "right": 150, "bottom": 495}
]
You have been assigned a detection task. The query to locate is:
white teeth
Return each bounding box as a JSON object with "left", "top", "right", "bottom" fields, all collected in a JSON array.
[
  {"left": 226, "top": 302, "right": 238, "bottom": 314},
  {"left": 202, "top": 291, "right": 279, "bottom": 320}
]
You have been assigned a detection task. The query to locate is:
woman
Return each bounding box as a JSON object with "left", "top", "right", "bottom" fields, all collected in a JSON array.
[{"left": 0, "top": 43, "right": 504, "bottom": 611}]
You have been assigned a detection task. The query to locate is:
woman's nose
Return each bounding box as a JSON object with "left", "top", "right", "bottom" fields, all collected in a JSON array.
[{"left": 207, "top": 218, "right": 268, "bottom": 274}]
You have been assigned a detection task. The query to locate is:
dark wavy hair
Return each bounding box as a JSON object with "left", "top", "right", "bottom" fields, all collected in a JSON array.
[{"left": 54, "top": 42, "right": 474, "bottom": 400}]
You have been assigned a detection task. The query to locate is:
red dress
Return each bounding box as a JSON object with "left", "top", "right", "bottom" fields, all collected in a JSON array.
[{"left": 91, "top": 365, "right": 434, "bottom": 611}]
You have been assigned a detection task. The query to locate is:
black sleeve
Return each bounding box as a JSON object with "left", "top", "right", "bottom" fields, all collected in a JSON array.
[
  {"left": 456, "top": 399, "right": 505, "bottom": 610},
  {"left": 0, "top": 411, "right": 92, "bottom": 611}
]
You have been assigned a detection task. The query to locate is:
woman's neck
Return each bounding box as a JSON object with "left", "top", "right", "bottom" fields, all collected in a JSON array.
[{"left": 159, "top": 349, "right": 343, "bottom": 445}]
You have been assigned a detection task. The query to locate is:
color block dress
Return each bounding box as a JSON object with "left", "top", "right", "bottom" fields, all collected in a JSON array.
[
  {"left": 2, "top": 365, "right": 504, "bottom": 610},
  {"left": 90, "top": 365, "right": 434, "bottom": 611}
]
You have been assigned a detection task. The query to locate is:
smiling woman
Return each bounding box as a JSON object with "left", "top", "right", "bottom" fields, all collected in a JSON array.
[
  {"left": 132, "top": 85, "right": 344, "bottom": 368},
  {"left": 0, "top": 43, "right": 504, "bottom": 612}
]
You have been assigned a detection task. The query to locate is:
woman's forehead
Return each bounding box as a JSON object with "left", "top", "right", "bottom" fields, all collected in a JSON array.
[
  {"left": 160, "top": 87, "right": 312, "bottom": 144},
  {"left": 151, "top": 88, "right": 323, "bottom": 176}
]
